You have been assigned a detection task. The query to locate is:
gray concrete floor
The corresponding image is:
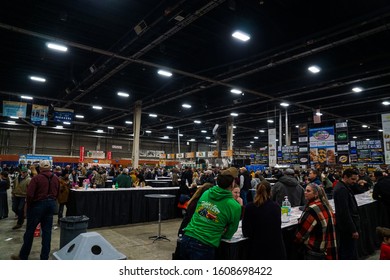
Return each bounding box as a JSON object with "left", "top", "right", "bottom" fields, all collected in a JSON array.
[{"left": 0, "top": 189, "right": 181, "bottom": 260}]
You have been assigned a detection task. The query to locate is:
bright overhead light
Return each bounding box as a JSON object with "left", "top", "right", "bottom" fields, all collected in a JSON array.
[
  {"left": 7, "top": 120, "right": 16, "bottom": 125},
  {"left": 10, "top": 116, "right": 19, "bottom": 119},
  {"left": 157, "top": 70, "right": 172, "bottom": 77},
  {"left": 108, "top": 126, "right": 114, "bottom": 130},
  {"left": 167, "top": 126, "right": 173, "bottom": 129},
  {"left": 366, "top": 138, "right": 370, "bottom": 141},
  {"left": 182, "top": 104, "right": 192, "bottom": 108},
  {"left": 55, "top": 125, "right": 63, "bottom": 129},
  {"left": 250, "top": 141, "right": 254, "bottom": 144},
  {"left": 178, "top": 134, "right": 184, "bottom": 137},
  {"left": 382, "top": 101, "right": 390, "bottom": 106},
  {"left": 29, "top": 76, "right": 46, "bottom": 82},
  {"left": 194, "top": 120, "right": 201, "bottom": 124},
  {"left": 353, "top": 136, "right": 357, "bottom": 139},
  {"left": 63, "top": 121, "right": 71, "bottom": 125},
  {"left": 92, "top": 105, "right": 102, "bottom": 110},
  {"left": 46, "top": 42, "right": 68, "bottom": 52},
  {"left": 267, "top": 120, "right": 274, "bottom": 123},
  {"left": 316, "top": 112, "right": 323, "bottom": 116},
  {"left": 189, "top": 138, "right": 196, "bottom": 142},
  {"left": 145, "top": 130, "right": 152, "bottom": 133},
  {"left": 308, "top": 66, "right": 321, "bottom": 73},
  {"left": 230, "top": 89, "right": 242, "bottom": 94},
  {"left": 379, "top": 129, "right": 383, "bottom": 132},
  {"left": 233, "top": 126, "right": 237, "bottom": 129},
  {"left": 149, "top": 113, "right": 157, "bottom": 117},
  {"left": 259, "top": 130, "right": 265, "bottom": 133},
  {"left": 206, "top": 136, "right": 211, "bottom": 139},
  {"left": 232, "top": 31, "right": 250, "bottom": 42},
  {"left": 295, "top": 125, "right": 299, "bottom": 128},
  {"left": 230, "top": 112, "right": 239, "bottom": 117},
  {"left": 352, "top": 87, "right": 363, "bottom": 93},
  {"left": 275, "top": 139, "right": 279, "bottom": 142},
  {"left": 162, "top": 136, "right": 169, "bottom": 139},
  {"left": 96, "top": 129, "right": 104, "bottom": 133},
  {"left": 117, "top": 91, "right": 129, "bottom": 97},
  {"left": 21, "top": 95, "right": 33, "bottom": 100},
  {"left": 254, "top": 136, "right": 259, "bottom": 139},
  {"left": 362, "top": 124, "right": 368, "bottom": 128},
  {"left": 75, "top": 115, "right": 84, "bottom": 119},
  {"left": 201, "top": 130, "right": 207, "bottom": 133},
  {"left": 125, "top": 121, "right": 133, "bottom": 124},
  {"left": 292, "top": 141, "right": 297, "bottom": 144},
  {"left": 280, "top": 102, "right": 289, "bottom": 107}
]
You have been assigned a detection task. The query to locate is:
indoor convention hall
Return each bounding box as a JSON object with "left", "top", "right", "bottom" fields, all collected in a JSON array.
[{"left": 1, "top": 0, "right": 390, "bottom": 261}]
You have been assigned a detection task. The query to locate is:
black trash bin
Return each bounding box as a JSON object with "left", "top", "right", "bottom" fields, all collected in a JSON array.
[{"left": 59, "top": 215, "right": 89, "bottom": 249}]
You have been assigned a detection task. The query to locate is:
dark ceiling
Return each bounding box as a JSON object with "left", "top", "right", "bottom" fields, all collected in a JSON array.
[{"left": 1, "top": 0, "right": 390, "bottom": 149}]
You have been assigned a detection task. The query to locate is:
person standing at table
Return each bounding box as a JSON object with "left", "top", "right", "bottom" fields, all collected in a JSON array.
[
  {"left": 242, "top": 180, "right": 286, "bottom": 260},
  {"left": 295, "top": 183, "right": 338, "bottom": 260},
  {"left": 11, "top": 160, "right": 59, "bottom": 260},
  {"left": 180, "top": 167, "right": 241, "bottom": 260},
  {"left": 116, "top": 168, "right": 133, "bottom": 188},
  {"left": 333, "top": 168, "right": 360, "bottom": 260}
]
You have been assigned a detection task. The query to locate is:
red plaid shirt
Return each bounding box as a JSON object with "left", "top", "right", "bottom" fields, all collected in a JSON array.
[{"left": 295, "top": 199, "right": 338, "bottom": 260}]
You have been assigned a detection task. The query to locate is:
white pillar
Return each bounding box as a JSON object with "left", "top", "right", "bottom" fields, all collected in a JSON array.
[
  {"left": 279, "top": 109, "right": 283, "bottom": 148},
  {"left": 132, "top": 100, "right": 142, "bottom": 168},
  {"left": 32, "top": 127, "right": 37, "bottom": 155},
  {"left": 226, "top": 117, "right": 234, "bottom": 162},
  {"left": 285, "top": 108, "right": 290, "bottom": 146}
]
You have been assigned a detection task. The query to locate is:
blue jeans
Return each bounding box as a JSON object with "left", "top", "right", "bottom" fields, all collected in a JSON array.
[
  {"left": 240, "top": 189, "right": 248, "bottom": 206},
  {"left": 12, "top": 196, "right": 26, "bottom": 226},
  {"left": 179, "top": 235, "right": 215, "bottom": 260},
  {"left": 19, "top": 199, "right": 56, "bottom": 260}
]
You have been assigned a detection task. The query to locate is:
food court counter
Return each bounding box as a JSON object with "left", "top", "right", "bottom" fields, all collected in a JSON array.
[{"left": 66, "top": 187, "right": 180, "bottom": 229}]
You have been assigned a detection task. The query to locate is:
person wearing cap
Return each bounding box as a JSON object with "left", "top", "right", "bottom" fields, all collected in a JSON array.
[
  {"left": 11, "top": 166, "right": 31, "bottom": 230},
  {"left": 373, "top": 171, "right": 390, "bottom": 227},
  {"left": 179, "top": 167, "right": 241, "bottom": 259},
  {"left": 271, "top": 168, "right": 305, "bottom": 207},
  {"left": 11, "top": 160, "right": 59, "bottom": 260}
]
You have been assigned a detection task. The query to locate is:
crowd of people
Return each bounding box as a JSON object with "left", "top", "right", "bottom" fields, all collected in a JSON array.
[{"left": 1, "top": 162, "right": 390, "bottom": 260}]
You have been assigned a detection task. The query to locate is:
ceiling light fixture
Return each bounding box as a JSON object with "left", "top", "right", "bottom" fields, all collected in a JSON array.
[
  {"left": 7, "top": 121, "right": 16, "bottom": 125},
  {"left": 254, "top": 136, "right": 259, "bottom": 139},
  {"left": 308, "top": 65, "right": 321, "bottom": 74},
  {"left": 29, "top": 76, "right": 46, "bottom": 82},
  {"left": 353, "top": 136, "right": 357, "bottom": 139},
  {"left": 232, "top": 31, "right": 250, "bottom": 42},
  {"left": 230, "top": 89, "right": 242, "bottom": 94},
  {"left": 382, "top": 101, "right": 390, "bottom": 106},
  {"left": 117, "top": 91, "right": 129, "bottom": 97},
  {"left": 280, "top": 102, "right": 289, "bottom": 107},
  {"left": 167, "top": 126, "right": 173, "bottom": 129},
  {"left": 230, "top": 112, "right": 239, "bottom": 117},
  {"left": 125, "top": 121, "right": 133, "bottom": 124},
  {"left": 75, "top": 115, "right": 84, "bottom": 119},
  {"left": 316, "top": 111, "right": 323, "bottom": 116},
  {"left": 55, "top": 125, "right": 63, "bottom": 129},
  {"left": 267, "top": 120, "right": 274, "bottom": 123},
  {"left": 194, "top": 120, "right": 201, "bottom": 124},
  {"left": 108, "top": 126, "right": 114, "bottom": 130},
  {"left": 178, "top": 134, "right": 183, "bottom": 137},
  {"left": 201, "top": 130, "right": 207, "bottom": 133},
  {"left": 145, "top": 130, "right": 152, "bottom": 133},
  {"left": 46, "top": 42, "right": 68, "bottom": 52},
  {"left": 378, "top": 129, "right": 383, "bottom": 132},
  {"left": 157, "top": 70, "right": 172, "bottom": 77},
  {"left": 10, "top": 116, "right": 18, "bottom": 119},
  {"left": 96, "top": 129, "right": 104, "bottom": 133},
  {"left": 92, "top": 105, "right": 102, "bottom": 110},
  {"left": 182, "top": 104, "right": 192, "bottom": 108},
  {"left": 206, "top": 136, "right": 211, "bottom": 140},
  {"left": 362, "top": 124, "right": 368, "bottom": 128},
  {"left": 259, "top": 130, "right": 265, "bottom": 133},
  {"left": 21, "top": 95, "right": 33, "bottom": 100},
  {"left": 149, "top": 113, "right": 157, "bottom": 117},
  {"left": 352, "top": 87, "right": 363, "bottom": 93},
  {"left": 63, "top": 121, "right": 71, "bottom": 125}
]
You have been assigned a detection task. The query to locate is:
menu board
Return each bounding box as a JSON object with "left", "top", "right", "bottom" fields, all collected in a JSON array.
[
  {"left": 309, "top": 126, "right": 336, "bottom": 165},
  {"left": 350, "top": 140, "right": 384, "bottom": 163},
  {"left": 278, "top": 146, "right": 299, "bottom": 164}
]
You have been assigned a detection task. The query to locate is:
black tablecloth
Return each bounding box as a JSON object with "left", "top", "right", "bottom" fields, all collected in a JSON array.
[
  {"left": 67, "top": 188, "right": 180, "bottom": 229},
  {"left": 217, "top": 200, "right": 381, "bottom": 260}
]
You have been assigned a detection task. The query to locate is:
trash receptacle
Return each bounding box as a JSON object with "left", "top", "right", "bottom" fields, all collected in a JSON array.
[{"left": 59, "top": 215, "right": 89, "bottom": 249}]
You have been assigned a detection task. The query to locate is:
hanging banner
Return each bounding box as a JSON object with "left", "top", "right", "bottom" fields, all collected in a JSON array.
[
  {"left": 268, "top": 128, "right": 277, "bottom": 167},
  {"left": 221, "top": 150, "right": 233, "bottom": 157},
  {"left": 53, "top": 107, "right": 74, "bottom": 123},
  {"left": 19, "top": 154, "right": 52, "bottom": 166},
  {"left": 107, "top": 151, "right": 112, "bottom": 160},
  {"left": 185, "top": 152, "right": 195, "bottom": 158},
  {"left": 3, "top": 101, "right": 27, "bottom": 118},
  {"left": 176, "top": 153, "right": 184, "bottom": 159},
  {"left": 79, "top": 146, "right": 85, "bottom": 162},
  {"left": 31, "top": 104, "right": 48, "bottom": 125},
  {"left": 207, "top": 151, "right": 219, "bottom": 158},
  {"left": 298, "top": 123, "right": 309, "bottom": 164},
  {"left": 350, "top": 140, "right": 383, "bottom": 163},
  {"left": 382, "top": 113, "right": 390, "bottom": 164},
  {"left": 278, "top": 146, "right": 299, "bottom": 164},
  {"left": 196, "top": 151, "right": 206, "bottom": 158},
  {"left": 309, "top": 126, "right": 336, "bottom": 165},
  {"left": 335, "top": 121, "right": 349, "bottom": 164}
]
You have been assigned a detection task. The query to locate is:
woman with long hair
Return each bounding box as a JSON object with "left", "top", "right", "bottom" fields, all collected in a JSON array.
[
  {"left": 242, "top": 180, "right": 286, "bottom": 259},
  {"left": 295, "top": 183, "right": 338, "bottom": 259}
]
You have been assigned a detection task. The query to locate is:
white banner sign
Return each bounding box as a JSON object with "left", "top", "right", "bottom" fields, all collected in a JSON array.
[{"left": 268, "top": 128, "right": 277, "bottom": 167}]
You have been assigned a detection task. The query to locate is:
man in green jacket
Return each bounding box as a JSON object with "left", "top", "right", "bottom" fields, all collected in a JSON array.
[
  {"left": 115, "top": 168, "right": 133, "bottom": 188},
  {"left": 180, "top": 167, "right": 241, "bottom": 259}
]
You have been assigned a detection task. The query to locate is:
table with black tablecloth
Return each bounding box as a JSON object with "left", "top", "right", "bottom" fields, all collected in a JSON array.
[
  {"left": 66, "top": 187, "right": 180, "bottom": 229},
  {"left": 218, "top": 192, "right": 382, "bottom": 260}
]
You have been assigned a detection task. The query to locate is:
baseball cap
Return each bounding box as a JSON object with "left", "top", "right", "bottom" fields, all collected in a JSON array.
[
  {"left": 221, "top": 167, "right": 238, "bottom": 178},
  {"left": 39, "top": 160, "right": 51, "bottom": 169}
]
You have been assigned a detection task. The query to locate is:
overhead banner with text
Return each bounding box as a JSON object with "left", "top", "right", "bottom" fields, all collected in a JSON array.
[
  {"left": 3, "top": 101, "right": 27, "bottom": 118},
  {"left": 382, "top": 113, "right": 390, "bottom": 164},
  {"left": 31, "top": 104, "right": 48, "bottom": 125},
  {"left": 309, "top": 126, "right": 336, "bottom": 165},
  {"left": 268, "top": 128, "right": 277, "bottom": 167}
]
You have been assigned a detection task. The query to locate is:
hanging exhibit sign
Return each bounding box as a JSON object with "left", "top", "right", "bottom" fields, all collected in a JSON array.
[
  {"left": 53, "top": 107, "right": 74, "bottom": 123},
  {"left": 79, "top": 146, "right": 85, "bottom": 162},
  {"left": 382, "top": 113, "right": 390, "bottom": 164},
  {"left": 268, "top": 128, "right": 277, "bottom": 167},
  {"left": 3, "top": 101, "right": 27, "bottom": 118},
  {"left": 19, "top": 154, "right": 53, "bottom": 166},
  {"left": 298, "top": 123, "right": 309, "bottom": 164},
  {"left": 309, "top": 126, "right": 336, "bottom": 165},
  {"left": 278, "top": 146, "right": 299, "bottom": 164},
  {"left": 350, "top": 140, "right": 383, "bottom": 163},
  {"left": 31, "top": 104, "right": 48, "bottom": 125},
  {"left": 335, "top": 121, "right": 349, "bottom": 164}
]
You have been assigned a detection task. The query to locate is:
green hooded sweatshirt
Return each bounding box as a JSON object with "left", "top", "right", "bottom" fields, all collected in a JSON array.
[{"left": 184, "top": 185, "right": 241, "bottom": 247}]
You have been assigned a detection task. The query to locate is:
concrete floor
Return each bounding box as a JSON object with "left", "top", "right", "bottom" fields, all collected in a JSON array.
[{"left": 0, "top": 189, "right": 181, "bottom": 260}]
